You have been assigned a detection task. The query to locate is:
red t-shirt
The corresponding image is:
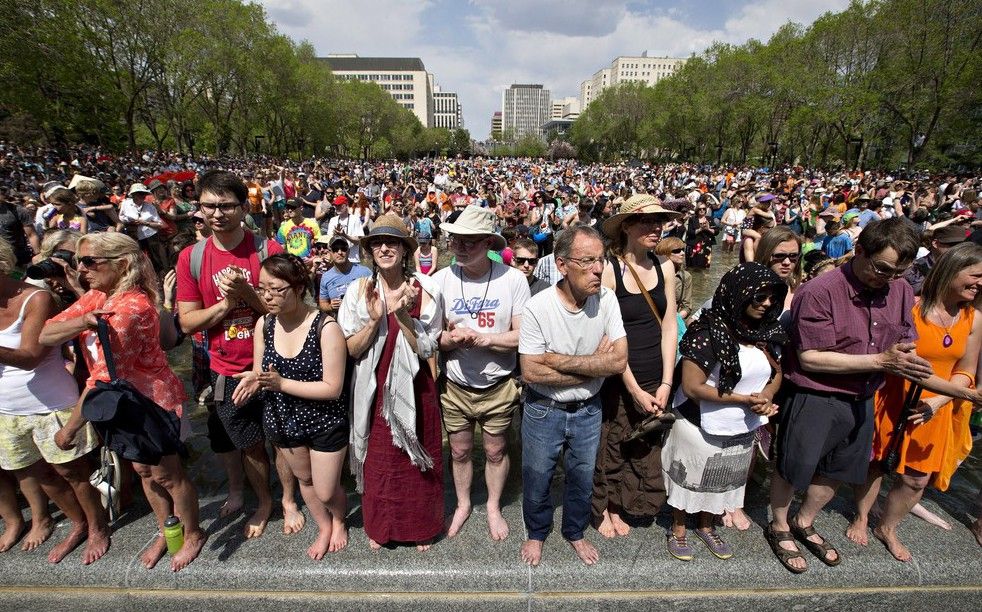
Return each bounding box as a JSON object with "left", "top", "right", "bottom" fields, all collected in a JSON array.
[{"left": 175, "top": 233, "right": 283, "bottom": 375}]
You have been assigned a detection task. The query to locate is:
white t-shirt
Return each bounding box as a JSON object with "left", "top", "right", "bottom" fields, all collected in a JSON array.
[
  {"left": 118, "top": 198, "right": 161, "bottom": 240},
  {"left": 326, "top": 214, "right": 365, "bottom": 263},
  {"left": 673, "top": 343, "right": 772, "bottom": 436},
  {"left": 434, "top": 262, "right": 530, "bottom": 388},
  {"left": 519, "top": 285, "right": 626, "bottom": 402}
]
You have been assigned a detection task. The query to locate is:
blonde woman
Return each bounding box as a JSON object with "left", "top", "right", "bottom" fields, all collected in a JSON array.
[{"left": 41, "top": 233, "right": 205, "bottom": 572}]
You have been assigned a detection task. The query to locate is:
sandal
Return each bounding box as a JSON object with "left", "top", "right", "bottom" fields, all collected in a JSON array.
[
  {"left": 790, "top": 519, "right": 841, "bottom": 567},
  {"left": 765, "top": 523, "right": 807, "bottom": 574},
  {"left": 624, "top": 413, "right": 676, "bottom": 443}
]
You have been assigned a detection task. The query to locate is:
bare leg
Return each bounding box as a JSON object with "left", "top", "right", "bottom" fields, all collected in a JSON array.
[
  {"left": 446, "top": 429, "right": 474, "bottom": 538},
  {"left": 275, "top": 448, "right": 305, "bottom": 535},
  {"left": 279, "top": 447, "right": 330, "bottom": 560},
  {"left": 873, "top": 470, "right": 929, "bottom": 562},
  {"left": 241, "top": 443, "right": 272, "bottom": 539},
  {"left": 132, "top": 462, "right": 173, "bottom": 570},
  {"left": 910, "top": 503, "right": 952, "bottom": 530},
  {"left": 50, "top": 457, "right": 110, "bottom": 564},
  {"left": 847, "top": 464, "right": 882, "bottom": 546},
  {"left": 309, "top": 447, "right": 348, "bottom": 553},
  {"left": 482, "top": 431, "right": 510, "bottom": 541},
  {"left": 218, "top": 450, "right": 244, "bottom": 518},
  {"left": 768, "top": 472, "right": 806, "bottom": 572},
  {"left": 0, "top": 469, "right": 25, "bottom": 552},
  {"left": 12, "top": 463, "right": 54, "bottom": 551}
]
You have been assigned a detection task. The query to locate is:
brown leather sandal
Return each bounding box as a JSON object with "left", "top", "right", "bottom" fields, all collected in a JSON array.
[
  {"left": 790, "top": 520, "right": 841, "bottom": 567},
  {"left": 765, "top": 523, "right": 808, "bottom": 574}
]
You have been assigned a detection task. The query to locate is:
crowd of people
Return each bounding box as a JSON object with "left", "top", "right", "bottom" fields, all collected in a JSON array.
[{"left": 0, "top": 142, "right": 981, "bottom": 574}]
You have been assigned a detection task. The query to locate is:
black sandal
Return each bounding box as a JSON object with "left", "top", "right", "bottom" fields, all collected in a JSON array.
[
  {"left": 624, "top": 412, "right": 676, "bottom": 443},
  {"left": 790, "top": 519, "right": 841, "bottom": 567},
  {"left": 765, "top": 523, "right": 808, "bottom": 574}
]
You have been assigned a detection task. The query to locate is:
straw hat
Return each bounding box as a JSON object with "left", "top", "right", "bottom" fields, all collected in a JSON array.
[
  {"left": 439, "top": 205, "right": 507, "bottom": 250},
  {"left": 359, "top": 214, "right": 417, "bottom": 252},
  {"left": 601, "top": 194, "right": 682, "bottom": 239},
  {"left": 128, "top": 183, "right": 152, "bottom": 196}
]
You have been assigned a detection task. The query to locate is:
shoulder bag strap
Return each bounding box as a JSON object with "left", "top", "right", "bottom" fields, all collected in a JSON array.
[
  {"left": 95, "top": 317, "right": 118, "bottom": 381},
  {"left": 620, "top": 256, "right": 663, "bottom": 327}
]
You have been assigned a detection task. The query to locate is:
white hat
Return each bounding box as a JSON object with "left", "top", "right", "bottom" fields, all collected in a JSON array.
[
  {"left": 43, "top": 184, "right": 71, "bottom": 199},
  {"left": 128, "top": 183, "right": 152, "bottom": 196},
  {"left": 440, "top": 205, "right": 506, "bottom": 250}
]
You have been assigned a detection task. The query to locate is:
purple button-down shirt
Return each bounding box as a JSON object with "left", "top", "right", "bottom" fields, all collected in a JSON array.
[{"left": 784, "top": 261, "right": 917, "bottom": 398}]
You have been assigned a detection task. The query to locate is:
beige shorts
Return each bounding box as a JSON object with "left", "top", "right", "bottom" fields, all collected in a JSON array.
[
  {"left": 0, "top": 408, "right": 99, "bottom": 471},
  {"left": 441, "top": 377, "right": 520, "bottom": 435}
]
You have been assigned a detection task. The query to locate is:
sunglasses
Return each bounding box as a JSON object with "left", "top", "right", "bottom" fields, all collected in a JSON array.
[
  {"left": 670, "top": 248, "right": 684, "bottom": 254},
  {"left": 770, "top": 252, "right": 800, "bottom": 263},
  {"left": 751, "top": 291, "right": 776, "bottom": 306},
  {"left": 330, "top": 245, "right": 349, "bottom": 252},
  {"left": 74, "top": 255, "right": 120, "bottom": 268},
  {"left": 369, "top": 237, "right": 403, "bottom": 249},
  {"left": 514, "top": 256, "right": 538, "bottom": 266}
]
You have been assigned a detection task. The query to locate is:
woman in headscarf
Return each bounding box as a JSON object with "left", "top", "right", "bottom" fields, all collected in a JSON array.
[{"left": 662, "top": 263, "right": 788, "bottom": 561}]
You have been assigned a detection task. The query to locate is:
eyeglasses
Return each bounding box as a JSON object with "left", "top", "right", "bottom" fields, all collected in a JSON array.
[
  {"left": 369, "top": 237, "right": 403, "bottom": 250},
  {"left": 562, "top": 256, "right": 605, "bottom": 269},
  {"left": 199, "top": 201, "right": 242, "bottom": 214},
  {"left": 514, "top": 256, "right": 538, "bottom": 266},
  {"left": 751, "top": 291, "right": 776, "bottom": 306},
  {"left": 867, "top": 258, "right": 910, "bottom": 279},
  {"left": 257, "top": 285, "right": 293, "bottom": 297},
  {"left": 449, "top": 236, "right": 487, "bottom": 250},
  {"left": 74, "top": 255, "right": 120, "bottom": 268},
  {"left": 770, "top": 252, "right": 800, "bottom": 263}
]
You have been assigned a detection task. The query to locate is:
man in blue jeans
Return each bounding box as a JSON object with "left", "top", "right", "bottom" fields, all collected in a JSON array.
[{"left": 518, "top": 226, "right": 627, "bottom": 566}]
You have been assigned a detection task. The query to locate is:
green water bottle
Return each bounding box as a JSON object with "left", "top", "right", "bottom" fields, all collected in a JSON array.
[
  {"left": 163, "top": 515, "right": 184, "bottom": 555},
  {"left": 970, "top": 410, "right": 982, "bottom": 440}
]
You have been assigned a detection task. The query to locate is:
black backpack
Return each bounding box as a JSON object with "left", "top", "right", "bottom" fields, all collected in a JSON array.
[{"left": 81, "top": 318, "right": 184, "bottom": 465}]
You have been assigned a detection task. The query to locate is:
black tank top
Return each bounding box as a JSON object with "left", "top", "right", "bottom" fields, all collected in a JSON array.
[{"left": 610, "top": 253, "right": 666, "bottom": 386}]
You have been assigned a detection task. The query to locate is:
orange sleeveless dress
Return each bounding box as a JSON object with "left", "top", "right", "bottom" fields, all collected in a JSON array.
[{"left": 872, "top": 306, "right": 975, "bottom": 491}]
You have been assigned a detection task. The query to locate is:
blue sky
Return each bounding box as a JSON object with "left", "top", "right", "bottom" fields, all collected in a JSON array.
[{"left": 259, "top": 0, "right": 849, "bottom": 139}]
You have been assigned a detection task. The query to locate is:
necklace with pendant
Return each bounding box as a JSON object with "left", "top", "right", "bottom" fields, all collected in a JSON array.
[
  {"left": 938, "top": 307, "right": 959, "bottom": 348},
  {"left": 460, "top": 262, "right": 493, "bottom": 320}
]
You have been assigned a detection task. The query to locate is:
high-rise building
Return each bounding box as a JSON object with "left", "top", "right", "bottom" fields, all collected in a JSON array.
[
  {"left": 319, "top": 54, "right": 435, "bottom": 127},
  {"left": 433, "top": 86, "right": 462, "bottom": 130},
  {"left": 490, "top": 112, "right": 502, "bottom": 138},
  {"left": 551, "top": 97, "right": 581, "bottom": 120},
  {"left": 501, "top": 84, "right": 551, "bottom": 140},
  {"left": 580, "top": 52, "right": 686, "bottom": 109}
]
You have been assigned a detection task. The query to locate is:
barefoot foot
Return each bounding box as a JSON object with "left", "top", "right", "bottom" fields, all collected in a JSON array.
[
  {"left": 520, "top": 539, "right": 543, "bottom": 566},
  {"left": 307, "top": 523, "right": 332, "bottom": 561},
  {"left": 328, "top": 519, "right": 348, "bottom": 553},
  {"left": 81, "top": 526, "right": 110, "bottom": 564},
  {"left": 141, "top": 535, "right": 168, "bottom": 569},
  {"left": 446, "top": 504, "right": 472, "bottom": 538},
  {"left": 910, "top": 503, "right": 952, "bottom": 530},
  {"left": 47, "top": 522, "right": 87, "bottom": 564},
  {"left": 416, "top": 539, "right": 432, "bottom": 552},
  {"left": 596, "top": 510, "right": 616, "bottom": 539},
  {"left": 0, "top": 519, "right": 25, "bottom": 552},
  {"left": 244, "top": 503, "right": 272, "bottom": 539},
  {"left": 568, "top": 538, "right": 599, "bottom": 565},
  {"left": 368, "top": 538, "right": 381, "bottom": 551},
  {"left": 873, "top": 526, "right": 912, "bottom": 562},
  {"left": 609, "top": 510, "right": 631, "bottom": 537},
  {"left": 219, "top": 494, "right": 243, "bottom": 519},
  {"left": 282, "top": 503, "right": 306, "bottom": 535},
  {"left": 21, "top": 517, "right": 54, "bottom": 552},
  {"left": 723, "top": 508, "right": 751, "bottom": 531},
  {"left": 171, "top": 530, "right": 207, "bottom": 572},
  {"left": 846, "top": 517, "right": 869, "bottom": 546},
  {"left": 487, "top": 508, "right": 509, "bottom": 541}
]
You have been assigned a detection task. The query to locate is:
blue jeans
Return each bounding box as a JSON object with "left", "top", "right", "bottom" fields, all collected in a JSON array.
[{"left": 521, "top": 396, "right": 602, "bottom": 541}]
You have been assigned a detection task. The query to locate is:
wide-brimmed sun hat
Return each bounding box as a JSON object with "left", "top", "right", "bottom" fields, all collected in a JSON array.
[
  {"left": 439, "top": 205, "right": 507, "bottom": 250},
  {"left": 601, "top": 194, "right": 682, "bottom": 239},
  {"left": 360, "top": 214, "right": 417, "bottom": 252}
]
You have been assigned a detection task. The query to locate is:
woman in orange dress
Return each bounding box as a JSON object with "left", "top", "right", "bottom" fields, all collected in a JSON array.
[{"left": 848, "top": 242, "right": 982, "bottom": 561}]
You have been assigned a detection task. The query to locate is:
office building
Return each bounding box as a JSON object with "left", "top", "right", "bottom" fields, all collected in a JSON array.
[
  {"left": 490, "top": 112, "right": 502, "bottom": 138},
  {"left": 580, "top": 52, "right": 686, "bottom": 109},
  {"left": 433, "top": 87, "right": 462, "bottom": 130},
  {"left": 319, "top": 54, "right": 435, "bottom": 127},
  {"left": 551, "top": 97, "right": 581, "bottom": 120},
  {"left": 501, "top": 84, "right": 551, "bottom": 139}
]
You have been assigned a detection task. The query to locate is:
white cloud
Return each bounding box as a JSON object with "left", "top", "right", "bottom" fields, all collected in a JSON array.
[{"left": 259, "top": 0, "right": 850, "bottom": 140}]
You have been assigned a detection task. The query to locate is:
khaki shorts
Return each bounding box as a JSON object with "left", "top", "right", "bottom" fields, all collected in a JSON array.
[
  {"left": 441, "top": 377, "right": 520, "bottom": 435},
  {"left": 0, "top": 408, "right": 99, "bottom": 471}
]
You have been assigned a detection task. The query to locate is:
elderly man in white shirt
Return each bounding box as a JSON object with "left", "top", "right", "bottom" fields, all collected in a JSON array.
[{"left": 118, "top": 182, "right": 168, "bottom": 273}]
